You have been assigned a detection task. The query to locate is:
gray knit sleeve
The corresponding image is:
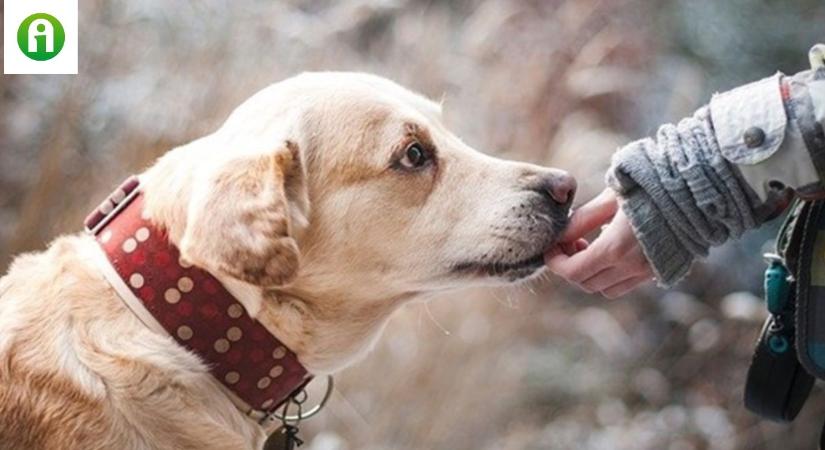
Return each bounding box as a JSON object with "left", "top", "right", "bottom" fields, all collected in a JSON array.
[{"left": 606, "top": 106, "right": 765, "bottom": 286}]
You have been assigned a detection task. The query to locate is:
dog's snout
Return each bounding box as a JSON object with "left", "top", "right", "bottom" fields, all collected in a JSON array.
[{"left": 527, "top": 171, "right": 576, "bottom": 206}]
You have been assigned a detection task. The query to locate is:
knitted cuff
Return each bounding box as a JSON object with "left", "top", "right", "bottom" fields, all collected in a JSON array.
[
  {"left": 617, "top": 188, "right": 694, "bottom": 287},
  {"left": 606, "top": 103, "right": 762, "bottom": 287}
]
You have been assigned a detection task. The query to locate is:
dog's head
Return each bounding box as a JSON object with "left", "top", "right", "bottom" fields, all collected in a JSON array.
[{"left": 145, "top": 73, "right": 574, "bottom": 308}]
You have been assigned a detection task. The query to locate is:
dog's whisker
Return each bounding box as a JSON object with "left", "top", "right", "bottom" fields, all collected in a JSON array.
[
  {"left": 424, "top": 302, "right": 451, "bottom": 336},
  {"left": 499, "top": 292, "right": 515, "bottom": 309},
  {"left": 491, "top": 290, "right": 509, "bottom": 307},
  {"left": 489, "top": 233, "right": 531, "bottom": 246}
]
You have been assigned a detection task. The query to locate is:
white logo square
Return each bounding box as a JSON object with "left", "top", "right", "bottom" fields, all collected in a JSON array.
[{"left": 3, "top": 0, "right": 78, "bottom": 74}]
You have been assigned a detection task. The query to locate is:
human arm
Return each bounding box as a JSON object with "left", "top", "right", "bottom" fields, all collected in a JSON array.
[{"left": 548, "top": 44, "right": 825, "bottom": 294}]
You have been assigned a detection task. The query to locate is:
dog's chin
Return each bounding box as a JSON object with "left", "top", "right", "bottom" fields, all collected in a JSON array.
[
  {"left": 450, "top": 216, "right": 568, "bottom": 284},
  {"left": 451, "top": 252, "right": 547, "bottom": 283}
]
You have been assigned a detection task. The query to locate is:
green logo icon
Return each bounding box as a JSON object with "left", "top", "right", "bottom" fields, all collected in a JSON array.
[{"left": 17, "top": 13, "right": 65, "bottom": 61}]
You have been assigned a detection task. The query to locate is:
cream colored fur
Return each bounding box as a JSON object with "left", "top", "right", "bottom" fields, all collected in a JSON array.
[{"left": 0, "top": 72, "right": 572, "bottom": 450}]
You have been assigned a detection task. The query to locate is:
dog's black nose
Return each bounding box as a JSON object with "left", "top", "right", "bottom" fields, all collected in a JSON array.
[
  {"left": 528, "top": 170, "right": 577, "bottom": 206},
  {"left": 547, "top": 172, "right": 577, "bottom": 205}
]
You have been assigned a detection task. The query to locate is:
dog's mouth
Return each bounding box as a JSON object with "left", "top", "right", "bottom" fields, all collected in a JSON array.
[
  {"left": 449, "top": 210, "right": 568, "bottom": 283},
  {"left": 451, "top": 252, "right": 546, "bottom": 282}
]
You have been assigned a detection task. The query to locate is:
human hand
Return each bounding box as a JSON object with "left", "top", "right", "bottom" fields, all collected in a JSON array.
[{"left": 546, "top": 189, "right": 654, "bottom": 298}]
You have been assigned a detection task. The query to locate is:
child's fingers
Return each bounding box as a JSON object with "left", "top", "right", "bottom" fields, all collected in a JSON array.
[{"left": 561, "top": 189, "right": 618, "bottom": 242}]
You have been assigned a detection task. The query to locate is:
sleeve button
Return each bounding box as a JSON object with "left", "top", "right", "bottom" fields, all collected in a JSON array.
[{"left": 743, "top": 126, "right": 766, "bottom": 148}]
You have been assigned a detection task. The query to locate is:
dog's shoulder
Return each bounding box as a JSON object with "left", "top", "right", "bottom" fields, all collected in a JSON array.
[
  {"left": 0, "top": 235, "right": 114, "bottom": 449},
  {"left": 0, "top": 361, "right": 111, "bottom": 450},
  {"left": 0, "top": 234, "right": 260, "bottom": 449}
]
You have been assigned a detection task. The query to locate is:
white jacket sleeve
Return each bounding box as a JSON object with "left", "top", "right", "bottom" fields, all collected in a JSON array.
[{"left": 709, "top": 46, "right": 825, "bottom": 202}]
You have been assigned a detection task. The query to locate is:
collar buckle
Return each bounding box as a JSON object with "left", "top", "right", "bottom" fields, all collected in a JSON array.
[{"left": 84, "top": 176, "right": 141, "bottom": 235}]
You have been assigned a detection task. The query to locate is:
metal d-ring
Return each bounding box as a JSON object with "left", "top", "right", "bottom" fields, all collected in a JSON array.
[{"left": 272, "top": 375, "right": 334, "bottom": 422}]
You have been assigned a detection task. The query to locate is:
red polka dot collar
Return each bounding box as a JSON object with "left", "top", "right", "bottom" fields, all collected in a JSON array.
[{"left": 84, "top": 176, "right": 311, "bottom": 423}]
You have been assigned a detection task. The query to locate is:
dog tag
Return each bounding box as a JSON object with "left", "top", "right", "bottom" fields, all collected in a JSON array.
[{"left": 263, "top": 425, "right": 304, "bottom": 450}]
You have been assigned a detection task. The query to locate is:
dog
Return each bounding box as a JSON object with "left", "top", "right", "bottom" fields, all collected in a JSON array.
[{"left": 0, "top": 72, "right": 575, "bottom": 449}]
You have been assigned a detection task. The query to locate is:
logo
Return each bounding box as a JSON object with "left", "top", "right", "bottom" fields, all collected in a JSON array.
[
  {"left": 17, "top": 13, "right": 65, "bottom": 61},
  {"left": 4, "top": 0, "right": 78, "bottom": 74}
]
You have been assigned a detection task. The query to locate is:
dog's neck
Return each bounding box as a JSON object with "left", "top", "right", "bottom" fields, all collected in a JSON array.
[{"left": 263, "top": 283, "right": 415, "bottom": 373}]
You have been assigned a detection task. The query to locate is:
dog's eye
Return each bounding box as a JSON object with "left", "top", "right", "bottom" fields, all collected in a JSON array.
[{"left": 399, "top": 143, "right": 431, "bottom": 170}]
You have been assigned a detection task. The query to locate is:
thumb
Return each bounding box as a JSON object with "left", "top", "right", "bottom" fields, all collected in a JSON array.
[{"left": 560, "top": 188, "right": 618, "bottom": 242}]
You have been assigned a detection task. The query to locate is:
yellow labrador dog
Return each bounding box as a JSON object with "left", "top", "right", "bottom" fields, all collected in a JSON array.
[{"left": 0, "top": 73, "right": 575, "bottom": 450}]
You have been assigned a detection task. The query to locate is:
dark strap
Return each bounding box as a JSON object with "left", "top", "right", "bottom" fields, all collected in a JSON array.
[
  {"left": 794, "top": 199, "right": 825, "bottom": 378},
  {"left": 776, "top": 199, "right": 811, "bottom": 273}
]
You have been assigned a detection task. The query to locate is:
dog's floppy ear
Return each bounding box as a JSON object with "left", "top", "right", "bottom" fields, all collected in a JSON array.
[{"left": 180, "top": 141, "right": 308, "bottom": 287}]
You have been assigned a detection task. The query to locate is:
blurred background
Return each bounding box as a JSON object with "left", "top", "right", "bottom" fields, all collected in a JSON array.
[{"left": 1, "top": 0, "right": 824, "bottom": 449}]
